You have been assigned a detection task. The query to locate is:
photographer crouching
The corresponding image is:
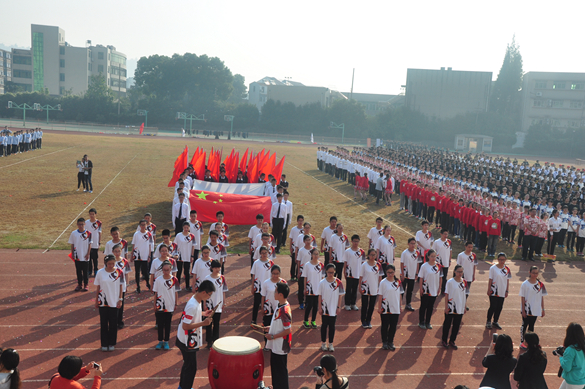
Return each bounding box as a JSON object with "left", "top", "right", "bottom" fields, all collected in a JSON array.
[
  {"left": 313, "top": 355, "right": 348, "bottom": 389},
  {"left": 554, "top": 322, "right": 585, "bottom": 389},
  {"left": 48, "top": 356, "right": 103, "bottom": 389}
]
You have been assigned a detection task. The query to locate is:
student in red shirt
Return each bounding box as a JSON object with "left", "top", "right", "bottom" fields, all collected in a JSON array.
[
  {"left": 49, "top": 356, "right": 102, "bottom": 389},
  {"left": 487, "top": 211, "right": 502, "bottom": 257},
  {"left": 478, "top": 209, "right": 490, "bottom": 252},
  {"left": 427, "top": 188, "right": 438, "bottom": 225}
]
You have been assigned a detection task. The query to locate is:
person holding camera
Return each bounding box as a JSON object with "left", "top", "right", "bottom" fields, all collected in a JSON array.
[
  {"left": 0, "top": 348, "right": 21, "bottom": 389},
  {"left": 556, "top": 322, "right": 585, "bottom": 389},
  {"left": 48, "top": 356, "right": 102, "bottom": 389},
  {"left": 479, "top": 333, "right": 517, "bottom": 389},
  {"left": 314, "top": 355, "right": 349, "bottom": 389},
  {"left": 513, "top": 332, "right": 548, "bottom": 389}
]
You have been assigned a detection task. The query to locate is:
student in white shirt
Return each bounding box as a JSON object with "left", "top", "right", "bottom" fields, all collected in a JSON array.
[
  {"left": 329, "top": 224, "right": 350, "bottom": 280},
  {"left": 203, "top": 260, "right": 228, "bottom": 348},
  {"left": 342, "top": 234, "right": 365, "bottom": 311},
  {"left": 417, "top": 249, "right": 442, "bottom": 329},
  {"left": 104, "top": 226, "right": 128, "bottom": 259},
  {"left": 301, "top": 248, "right": 325, "bottom": 329},
  {"left": 191, "top": 245, "right": 212, "bottom": 291},
  {"left": 68, "top": 217, "right": 93, "bottom": 291},
  {"left": 260, "top": 264, "right": 287, "bottom": 349},
  {"left": 94, "top": 255, "right": 123, "bottom": 351},
  {"left": 486, "top": 253, "right": 511, "bottom": 330},
  {"left": 131, "top": 219, "right": 153, "bottom": 293},
  {"left": 174, "top": 221, "right": 196, "bottom": 291},
  {"left": 296, "top": 234, "right": 314, "bottom": 309},
  {"left": 188, "top": 210, "right": 204, "bottom": 260},
  {"left": 415, "top": 220, "right": 433, "bottom": 258},
  {"left": 263, "top": 282, "right": 292, "bottom": 389},
  {"left": 519, "top": 266, "right": 547, "bottom": 346},
  {"left": 288, "top": 215, "right": 304, "bottom": 279},
  {"left": 400, "top": 237, "right": 421, "bottom": 311},
  {"left": 85, "top": 208, "right": 102, "bottom": 277},
  {"left": 172, "top": 192, "right": 190, "bottom": 236},
  {"left": 112, "top": 243, "right": 131, "bottom": 329},
  {"left": 375, "top": 226, "right": 397, "bottom": 272},
  {"left": 318, "top": 263, "right": 345, "bottom": 352},
  {"left": 152, "top": 260, "right": 179, "bottom": 350},
  {"left": 441, "top": 264, "right": 466, "bottom": 349},
  {"left": 270, "top": 193, "right": 286, "bottom": 253},
  {"left": 250, "top": 246, "right": 274, "bottom": 325},
  {"left": 456, "top": 241, "right": 477, "bottom": 310},
  {"left": 320, "top": 217, "right": 338, "bottom": 265},
  {"left": 281, "top": 191, "right": 293, "bottom": 248},
  {"left": 248, "top": 214, "right": 265, "bottom": 265},
  {"left": 359, "top": 249, "right": 383, "bottom": 329},
  {"left": 367, "top": 217, "right": 384, "bottom": 249},
  {"left": 149, "top": 244, "right": 178, "bottom": 288},
  {"left": 433, "top": 229, "right": 452, "bottom": 294},
  {"left": 377, "top": 264, "right": 403, "bottom": 351},
  {"left": 548, "top": 209, "right": 562, "bottom": 256}
]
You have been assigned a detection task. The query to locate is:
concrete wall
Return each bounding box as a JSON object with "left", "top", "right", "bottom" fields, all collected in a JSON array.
[
  {"left": 266, "top": 85, "right": 331, "bottom": 108},
  {"left": 63, "top": 46, "right": 89, "bottom": 95}
]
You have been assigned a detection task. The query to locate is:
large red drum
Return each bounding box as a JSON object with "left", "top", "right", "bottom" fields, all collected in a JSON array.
[{"left": 208, "top": 336, "right": 264, "bottom": 389}]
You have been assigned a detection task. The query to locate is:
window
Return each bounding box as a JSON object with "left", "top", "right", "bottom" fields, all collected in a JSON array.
[
  {"left": 60, "top": 86, "right": 65, "bottom": 95},
  {"left": 570, "top": 101, "right": 583, "bottom": 109},
  {"left": 6, "top": 53, "right": 10, "bottom": 59},
  {"left": 535, "top": 81, "right": 547, "bottom": 89},
  {"left": 457, "top": 139, "right": 464, "bottom": 147},
  {"left": 552, "top": 100, "right": 564, "bottom": 108},
  {"left": 59, "top": 46, "right": 65, "bottom": 55},
  {"left": 98, "top": 52, "right": 104, "bottom": 60},
  {"left": 88, "top": 63, "right": 92, "bottom": 71},
  {"left": 569, "top": 120, "right": 580, "bottom": 128},
  {"left": 533, "top": 100, "right": 543, "bottom": 107},
  {"left": 571, "top": 83, "right": 585, "bottom": 90},
  {"left": 6, "top": 62, "right": 10, "bottom": 68},
  {"left": 0, "top": 51, "right": 3, "bottom": 57},
  {"left": 7, "top": 71, "right": 11, "bottom": 77},
  {"left": 60, "top": 59, "right": 65, "bottom": 68},
  {"left": 13, "top": 55, "right": 32, "bottom": 65},
  {"left": 60, "top": 73, "right": 65, "bottom": 82},
  {"left": 98, "top": 64, "right": 103, "bottom": 73},
  {"left": 553, "top": 82, "right": 566, "bottom": 89},
  {"left": 13, "top": 69, "right": 32, "bottom": 79},
  {"left": 110, "top": 53, "right": 126, "bottom": 65},
  {"left": 111, "top": 79, "right": 126, "bottom": 88},
  {"left": 32, "top": 32, "right": 44, "bottom": 91},
  {"left": 0, "top": 79, "right": 3, "bottom": 85}
]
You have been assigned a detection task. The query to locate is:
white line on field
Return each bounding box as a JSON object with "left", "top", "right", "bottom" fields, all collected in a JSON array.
[
  {"left": 43, "top": 154, "right": 138, "bottom": 253},
  {"left": 0, "top": 146, "right": 76, "bottom": 169},
  {"left": 0, "top": 323, "right": 574, "bottom": 328},
  {"left": 287, "top": 162, "right": 413, "bottom": 236}
]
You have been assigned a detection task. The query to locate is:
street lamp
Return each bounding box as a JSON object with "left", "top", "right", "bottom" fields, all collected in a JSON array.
[
  {"left": 137, "top": 109, "right": 148, "bottom": 128},
  {"left": 224, "top": 115, "right": 234, "bottom": 139},
  {"left": 176, "top": 112, "right": 205, "bottom": 135},
  {"left": 36, "top": 104, "right": 62, "bottom": 124},
  {"left": 8, "top": 101, "right": 38, "bottom": 127},
  {"left": 330, "top": 121, "right": 345, "bottom": 144}
]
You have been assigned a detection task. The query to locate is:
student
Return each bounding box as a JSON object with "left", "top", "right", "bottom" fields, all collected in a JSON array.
[
  {"left": 342, "top": 235, "right": 365, "bottom": 311},
  {"left": 328, "top": 224, "right": 349, "bottom": 280},
  {"left": 508, "top": 202, "right": 520, "bottom": 244},
  {"left": 203, "top": 260, "right": 228, "bottom": 348},
  {"left": 567, "top": 207, "right": 580, "bottom": 252},
  {"left": 548, "top": 209, "right": 562, "bottom": 255},
  {"left": 321, "top": 217, "right": 338, "bottom": 266},
  {"left": 191, "top": 245, "right": 212, "bottom": 291},
  {"left": 400, "top": 237, "right": 421, "bottom": 311},
  {"left": 68, "top": 218, "right": 93, "bottom": 292},
  {"left": 112, "top": 244, "right": 131, "bottom": 329},
  {"left": 487, "top": 211, "right": 502, "bottom": 258},
  {"left": 296, "top": 234, "right": 315, "bottom": 309},
  {"left": 519, "top": 266, "right": 547, "bottom": 348},
  {"left": 535, "top": 213, "right": 549, "bottom": 257},
  {"left": 521, "top": 208, "right": 538, "bottom": 262},
  {"left": 254, "top": 233, "right": 278, "bottom": 264},
  {"left": 486, "top": 253, "right": 511, "bottom": 330},
  {"left": 85, "top": 209, "right": 102, "bottom": 277},
  {"left": 559, "top": 205, "right": 570, "bottom": 249},
  {"left": 282, "top": 191, "right": 293, "bottom": 248},
  {"left": 250, "top": 246, "right": 275, "bottom": 324},
  {"left": 0, "top": 348, "right": 21, "bottom": 389},
  {"left": 288, "top": 215, "right": 304, "bottom": 280},
  {"left": 94, "top": 255, "right": 123, "bottom": 352},
  {"left": 456, "top": 241, "right": 477, "bottom": 311},
  {"left": 248, "top": 214, "right": 264, "bottom": 265},
  {"left": 318, "top": 264, "right": 345, "bottom": 352},
  {"left": 104, "top": 227, "right": 128, "bottom": 259},
  {"left": 260, "top": 265, "right": 287, "bottom": 348},
  {"left": 375, "top": 225, "right": 397, "bottom": 273},
  {"left": 156, "top": 229, "right": 178, "bottom": 261},
  {"left": 270, "top": 193, "right": 286, "bottom": 253},
  {"left": 188, "top": 210, "right": 203, "bottom": 262},
  {"left": 152, "top": 260, "right": 178, "bottom": 350},
  {"left": 174, "top": 221, "right": 196, "bottom": 291},
  {"left": 172, "top": 193, "right": 189, "bottom": 236},
  {"left": 415, "top": 220, "right": 433, "bottom": 258},
  {"left": 176, "top": 280, "right": 215, "bottom": 389},
  {"left": 359, "top": 249, "right": 384, "bottom": 329},
  {"left": 301, "top": 248, "right": 325, "bottom": 329},
  {"left": 264, "top": 282, "right": 292, "bottom": 389},
  {"left": 141, "top": 213, "right": 157, "bottom": 263},
  {"left": 577, "top": 211, "right": 585, "bottom": 256},
  {"left": 130, "top": 219, "right": 153, "bottom": 293},
  {"left": 417, "top": 249, "right": 442, "bottom": 329},
  {"left": 207, "top": 230, "right": 228, "bottom": 275},
  {"left": 48, "top": 356, "right": 102, "bottom": 389},
  {"left": 367, "top": 217, "right": 384, "bottom": 249},
  {"left": 433, "top": 229, "right": 452, "bottom": 294},
  {"left": 377, "top": 264, "right": 403, "bottom": 351},
  {"left": 442, "top": 265, "right": 466, "bottom": 349},
  {"left": 209, "top": 211, "right": 229, "bottom": 243},
  {"left": 513, "top": 332, "right": 548, "bottom": 389},
  {"left": 149, "top": 244, "right": 178, "bottom": 288}
]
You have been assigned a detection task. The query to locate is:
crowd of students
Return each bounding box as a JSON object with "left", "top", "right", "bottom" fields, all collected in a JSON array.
[{"left": 0, "top": 127, "right": 43, "bottom": 157}]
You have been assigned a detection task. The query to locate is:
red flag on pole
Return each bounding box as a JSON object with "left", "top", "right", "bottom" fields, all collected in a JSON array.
[
  {"left": 189, "top": 190, "right": 272, "bottom": 224},
  {"left": 273, "top": 156, "right": 286, "bottom": 184},
  {"left": 261, "top": 152, "right": 276, "bottom": 177},
  {"left": 189, "top": 147, "right": 200, "bottom": 167},
  {"left": 193, "top": 151, "right": 206, "bottom": 180},
  {"left": 168, "top": 145, "right": 189, "bottom": 187},
  {"left": 139, "top": 123, "right": 144, "bottom": 135},
  {"left": 248, "top": 153, "right": 259, "bottom": 183},
  {"left": 239, "top": 148, "right": 249, "bottom": 174}
]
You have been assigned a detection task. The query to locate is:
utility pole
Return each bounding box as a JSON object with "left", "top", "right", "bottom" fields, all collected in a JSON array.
[
  {"left": 350, "top": 68, "right": 355, "bottom": 101},
  {"left": 117, "top": 64, "right": 121, "bottom": 117}
]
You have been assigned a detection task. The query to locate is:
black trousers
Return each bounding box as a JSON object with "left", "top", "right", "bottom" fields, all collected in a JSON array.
[
  {"left": 502, "top": 222, "right": 510, "bottom": 241},
  {"left": 252, "top": 292, "right": 262, "bottom": 323},
  {"left": 522, "top": 235, "right": 536, "bottom": 260},
  {"left": 558, "top": 229, "right": 567, "bottom": 246},
  {"left": 176, "top": 339, "right": 198, "bottom": 389},
  {"left": 88, "top": 248, "right": 99, "bottom": 275},
  {"left": 118, "top": 292, "right": 125, "bottom": 325},
  {"left": 548, "top": 232, "right": 559, "bottom": 255},
  {"left": 99, "top": 307, "right": 118, "bottom": 347},
  {"left": 270, "top": 352, "right": 289, "bottom": 389},
  {"left": 567, "top": 231, "right": 576, "bottom": 250},
  {"left": 345, "top": 278, "right": 359, "bottom": 306},
  {"left": 297, "top": 276, "right": 305, "bottom": 306},
  {"left": 85, "top": 174, "right": 93, "bottom": 191},
  {"left": 334, "top": 262, "right": 344, "bottom": 279},
  {"left": 205, "top": 312, "right": 221, "bottom": 344},
  {"left": 272, "top": 218, "right": 285, "bottom": 249},
  {"left": 375, "top": 189, "right": 382, "bottom": 205},
  {"left": 176, "top": 261, "right": 191, "bottom": 288},
  {"left": 535, "top": 237, "right": 545, "bottom": 255},
  {"left": 321, "top": 315, "right": 337, "bottom": 343},
  {"left": 403, "top": 278, "right": 415, "bottom": 305},
  {"left": 435, "top": 210, "right": 441, "bottom": 226},
  {"left": 487, "top": 296, "right": 504, "bottom": 323},
  {"left": 156, "top": 311, "right": 173, "bottom": 341},
  {"left": 174, "top": 218, "right": 186, "bottom": 236},
  {"left": 518, "top": 230, "right": 525, "bottom": 247},
  {"left": 262, "top": 314, "right": 272, "bottom": 346},
  {"left": 324, "top": 251, "right": 331, "bottom": 266},
  {"left": 427, "top": 207, "right": 435, "bottom": 224},
  {"left": 290, "top": 254, "right": 297, "bottom": 279},
  {"left": 361, "top": 294, "right": 377, "bottom": 323},
  {"left": 479, "top": 232, "right": 488, "bottom": 251},
  {"left": 134, "top": 261, "right": 150, "bottom": 290},
  {"left": 441, "top": 313, "right": 462, "bottom": 343},
  {"left": 419, "top": 294, "right": 436, "bottom": 325},
  {"left": 281, "top": 223, "right": 289, "bottom": 247},
  {"left": 304, "top": 295, "right": 318, "bottom": 322},
  {"left": 509, "top": 225, "right": 517, "bottom": 242},
  {"left": 521, "top": 315, "right": 538, "bottom": 343},
  {"left": 577, "top": 237, "right": 585, "bottom": 253},
  {"left": 381, "top": 314, "right": 399, "bottom": 344},
  {"left": 75, "top": 261, "right": 89, "bottom": 286},
  {"left": 77, "top": 172, "right": 86, "bottom": 189},
  {"left": 441, "top": 266, "right": 449, "bottom": 294}
]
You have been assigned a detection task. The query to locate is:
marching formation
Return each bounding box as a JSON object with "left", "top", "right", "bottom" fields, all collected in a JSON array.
[{"left": 0, "top": 127, "right": 43, "bottom": 157}]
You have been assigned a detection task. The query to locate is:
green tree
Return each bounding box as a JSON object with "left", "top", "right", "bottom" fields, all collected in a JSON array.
[
  {"left": 490, "top": 36, "right": 524, "bottom": 118},
  {"left": 228, "top": 74, "right": 247, "bottom": 103},
  {"left": 327, "top": 99, "right": 367, "bottom": 138}
]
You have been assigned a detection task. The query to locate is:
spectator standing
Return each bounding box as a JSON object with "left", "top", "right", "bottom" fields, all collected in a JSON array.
[
  {"left": 558, "top": 322, "right": 585, "bottom": 389},
  {"left": 513, "top": 332, "right": 548, "bottom": 389},
  {"left": 480, "top": 334, "right": 517, "bottom": 389}
]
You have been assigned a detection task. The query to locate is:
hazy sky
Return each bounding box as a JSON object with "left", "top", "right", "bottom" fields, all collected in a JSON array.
[{"left": 4, "top": 0, "right": 585, "bottom": 95}]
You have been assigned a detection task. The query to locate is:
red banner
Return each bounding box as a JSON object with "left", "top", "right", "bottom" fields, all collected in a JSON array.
[
  {"left": 189, "top": 190, "right": 272, "bottom": 225},
  {"left": 168, "top": 145, "right": 188, "bottom": 187}
]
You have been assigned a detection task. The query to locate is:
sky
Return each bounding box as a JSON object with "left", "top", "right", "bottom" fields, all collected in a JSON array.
[{"left": 4, "top": 0, "right": 585, "bottom": 95}]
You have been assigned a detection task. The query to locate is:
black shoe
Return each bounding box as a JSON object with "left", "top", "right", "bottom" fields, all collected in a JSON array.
[
  {"left": 388, "top": 343, "right": 396, "bottom": 351},
  {"left": 275, "top": 249, "right": 281, "bottom": 254},
  {"left": 441, "top": 340, "right": 449, "bottom": 349},
  {"left": 449, "top": 341, "right": 458, "bottom": 350},
  {"left": 118, "top": 322, "right": 125, "bottom": 329}
]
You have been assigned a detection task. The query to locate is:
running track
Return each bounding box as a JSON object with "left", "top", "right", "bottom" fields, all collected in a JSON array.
[{"left": 1, "top": 249, "right": 583, "bottom": 388}]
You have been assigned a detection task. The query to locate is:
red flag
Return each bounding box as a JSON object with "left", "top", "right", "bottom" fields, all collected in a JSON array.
[
  {"left": 168, "top": 145, "right": 189, "bottom": 187},
  {"left": 248, "top": 153, "right": 259, "bottom": 183},
  {"left": 189, "top": 190, "right": 272, "bottom": 224},
  {"left": 68, "top": 252, "right": 76, "bottom": 262},
  {"left": 273, "top": 156, "right": 286, "bottom": 184},
  {"left": 259, "top": 151, "right": 270, "bottom": 176},
  {"left": 239, "top": 148, "right": 249, "bottom": 174},
  {"left": 260, "top": 152, "right": 275, "bottom": 177},
  {"left": 193, "top": 151, "right": 206, "bottom": 181},
  {"left": 189, "top": 147, "right": 200, "bottom": 167},
  {"left": 139, "top": 123, "right": 144, "bottom": 135}
]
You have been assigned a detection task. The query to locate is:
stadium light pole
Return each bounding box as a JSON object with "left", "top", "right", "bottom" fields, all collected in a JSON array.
[
  {"left": 330, "top": 121, "right": 345, "bottom": 144},
  {"left": 7, "top": 101, "right": 38, "bottom": 127},
  {"left": 37, "top": 104, "right": 62, "bottom": 124},
  {"left": 224, "top": 115, "right": 234, "bottom": 139},
  {"left": 137, "top": 109, "right": 148, "bottom": 128}
]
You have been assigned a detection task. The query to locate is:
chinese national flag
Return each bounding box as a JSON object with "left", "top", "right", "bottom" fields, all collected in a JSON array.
[
  {"left": 189, "top": 190, "right": 272, "bottom": 225},
  {"left": 168, "top": 145, "right": 189, "bottom": 187}
]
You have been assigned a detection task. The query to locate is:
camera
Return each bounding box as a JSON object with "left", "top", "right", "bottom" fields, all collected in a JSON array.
[
  {"left": 93, "top": 363, "right": 100, "bottom": 369},
  {"left": 314, "top": 366, "right": 324, "bottom": 377},
  {"left": 552, "top": 346, "right": 565, "bottom": 357},
  {"left": 492, "top": 333, "right": 498, "bottom": 343}
]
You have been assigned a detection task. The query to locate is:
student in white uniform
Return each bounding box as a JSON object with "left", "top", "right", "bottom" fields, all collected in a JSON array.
[
  {"left": 203, "top": 260, "right": 228, "bottom": 348},
  {"left": 415, "top": 220, "right": 433, "bottom": 259},
  {"left": 367, "top": 217, "right": 384, "bottom": 249},
  {"left": 519, "top": 266, "right": 547, "bottom": 347},
  {"left": 149, "top": 244, "right": 178, "bottom": 288},
  {"left": 417, "top": 249, "right": 442, "bottom": 329},
  {"left": 375, "top": 225, "right": 397, "bottom": 272},
  {"left": 94, "top": 255, "right": 123, "bottom": 352},
  {"left": 359, "top": 249, "right": 384, "bottom": 329},
  {"left": 485, "top": 253, "right": 511, "bottom": 330},
  {"left": 85, "top": 208, "right": 102, "bottom": 277},
  {"left": 260, "top": 264, "right": 287, "bottom": 349},
  {"left": 288, "top": 215, "right": 304, "bottom": 280},
  {"left": 301, "top": 248, "right": 325, "bottom": 329},
  {"left": 250, "top": 246, "right": 275, "bottom": 325},
  {"left": 152, "top": 260, "right": 179, "bottom": 350},
  {"left": 174, "top": 221, "right": 196, "bottom": 291},
  {"left": 112, "top": 243, "right": 131, "bottom": 329},
  {"left": 400, "top": 237, "right": 421, "bottom": 311},
  {"left": 68, "top": 218, "right": 93, "bottom": 291},
  {"left": 433, "top": 229, "right": 452, "bottom": 294},
  {"left": 191, "top": 245, "right": 212, "bottom": 291},
  {"left": 342, "top": 235, "right": 365, "bottom": 311},
  {"left": 320, "top": 217, "right": 337, "bottom": 265},
  {"left": 318, "top": 263, "right": 345, "bottom": 352},
  {"left": 441, "top": 265, "right": 466, "bottom": 349},
  {"left": 248, "top": 214, "right": 265, "bottom": 265},
  {"left": 131, "top": 219, "right": 154, "bottom": 293},
  {"left": 377, "top": 264, "right": 403, "bottom": 351},
  {"left": 456, "top": 241, "right": 477, "bottom": 310},
  {"left": 328, "top": 224, "right": 350, "bottom": 280}
]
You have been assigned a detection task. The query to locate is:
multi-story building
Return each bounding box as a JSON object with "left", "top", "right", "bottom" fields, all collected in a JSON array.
[
  {"left": 0, "top": 49, "right": 12, "bottom": 94},
  {"left": 11, "top": 49, "right": 32, "bottom": 92},
  {"left": 520, "top": 71, "right": 585, "bottom": 133},
  {"left": 341, "top": 92, "right": 404, "bottom": 116},
  {"left": 405, "top": 68, "right": 492, "bottom": 120}
]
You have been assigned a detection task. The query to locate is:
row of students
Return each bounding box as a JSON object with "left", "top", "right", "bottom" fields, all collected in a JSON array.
[{"left": 0, "top": 128, "right": 43, "bottom": 157}]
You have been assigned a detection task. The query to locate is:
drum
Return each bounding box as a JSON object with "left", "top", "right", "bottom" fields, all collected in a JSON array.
[{"left": 208, "top": 336, "right": 264, "bottom": 389}]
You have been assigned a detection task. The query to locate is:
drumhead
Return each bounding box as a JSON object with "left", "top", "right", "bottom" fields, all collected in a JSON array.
[{"left": 212, "top": 336, "right": 261, "bottom": 355}]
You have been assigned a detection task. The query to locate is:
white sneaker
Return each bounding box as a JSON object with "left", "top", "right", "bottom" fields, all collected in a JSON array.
[
  {"left": 83, "top": 189, "right": 87, "bottom": 192},
  {"left": 321, "top": 343, "right": 328, "bottom": 351},
  {"left": 108, "top": 346, "right": 115, "bottom": 351},
  {"left": 90, "top": 190, "right": 93, "bottom": 193},
  {"left": 328, "top": 344, "right": 335, "bottom": 352},
  {"left": 76, "top": 189, "right": 80, "bottom": 191},
  {"left": 101, "top": 347, "right": 108, "bottom": 352},
  {"left": 351, "top": 305, "right": 359, "bottom": 311},
  {"left": 344, "top": 305, "right": 351, "bottom": 311}
]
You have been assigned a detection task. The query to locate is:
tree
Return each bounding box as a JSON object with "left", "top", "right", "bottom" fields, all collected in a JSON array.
[
  {"left": 228, "top": 74, "right": 247, "bottom": 103},
  {"left": 327, "top": 99, "right": 367, "bottom": 138},
  {"left": 490, "top": 36, "right": 524, "bottom": 119}
]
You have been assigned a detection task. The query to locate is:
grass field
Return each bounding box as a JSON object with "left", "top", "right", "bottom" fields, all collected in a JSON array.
[{"left": 0, "top": 130, "right": 580, "bottom": 264}]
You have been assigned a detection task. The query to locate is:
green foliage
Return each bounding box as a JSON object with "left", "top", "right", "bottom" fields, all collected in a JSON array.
[
  {"left": 228, "top": 74, "right": 247, "bottom": 103},
  {"left": 490, "top": 36, "right": 524, "bottom": 119}
]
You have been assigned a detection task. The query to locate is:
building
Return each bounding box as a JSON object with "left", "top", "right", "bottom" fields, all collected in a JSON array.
[
  {"left": 341, "top": 92, "right": 403, "bottom": 116},
  {"left": 454, "top": 134, "right": 493, "bottom": 153},
  {"left": 520, "top": 71, "right": 585, "bottom": 133},
  {"left": 405, "top": 68, "right": 492, "bottom": 120},
  {"left": 5, "top": 24, "right": 127, "bottom": 97},
  {"left": 0, "top": 49, "right": 12, "bottom": 94},
  {"left": 248, "top": 76, "right": 344, "bottom": 111}
]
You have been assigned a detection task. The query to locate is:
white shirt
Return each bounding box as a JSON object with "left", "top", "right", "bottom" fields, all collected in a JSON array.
[
  {"left": 203, "top": 274, "right": 228, "bottom": 312},
  {"left": 296, "top": 247, "right": 312, "bottom": 275},
  {"left": 378, "top": 278, "right": 404, "bottom": 314},
  {"left": 191, "top": 258, "right": 213, "bottom": 290},
  {"left": 172, "top": 202, "right": 190, "bottom": 227},
  {"left": 359, "top": 261, "right": 384, "bottom": 295},
  {"left": 519, "top": 279, "right": 547, "bottom": 317},
  {"left": 415, "top": 230, "right": 434, "bottom": 255},
  {"left": 115, "top": 258, "right": 132, "bottom": 292},
  {"left": 400, "top": 249, "right": 421, "bottom": 280},
  {"left": 433, "top": 238, "right": 452, "bottom": 268},
  {"left": 270, "top": 201, "right": 285, "bottom": 222},
  {"left": 95, "top": 268, "right": 122, "bottom": 307},
  {"left": 250, "top": 259, "right": 275, "bottom": 294},
  {"left": 321, "top": 226, "right": 336, "bottom": 250},
  {"left": 489, "top": 264, "right": 512, "bottom": 298},
  {"left": 261, "top": 278, "right": 287, "bottom": 316},
  {"left": 248, "top": 226, "right": 262, "bottom": 246},
  {"left": 417, "top": 262, "right": 443, "bottom": 297},
  {"left": 177, "top": 296, "right": 203, "bottom": 349},
  {"left": 301, "top": 261, "right": 325, "bottom": 296},
  {"left": 329, "top": 233, "right": 350, "bottom": 263},
  {"left": 318, "top": 278, "right": 345, "bottom": 316},
  {"left": 84, "top": 219, "right": 102, "bottom": 249},
  {"left": 282, "top": 200, "right": 293, "bottom": 225},
  {"left": 189, "top": 221, "right": 204, "bottom": 250},
  {"left": 208, "top": 242, "right": 227, "bottom": 262},
  {"left": 548, "top": 217, "right": 562, "bottom": 233},
  {"left": 445, "top": 278, "right": 467, "bottom": 314},
  {"left": 266, "top": 302, "right": 292, "bottom": 355},
  {"left": 153, "top": 275, "right": 178, "bottom": 312},
  {"left": 68, "top": 229, "right": 93, "bottom": 261},
  {"left": 375, "top": 235, "right": 397, "bottom": 265},
  {"left": 343, "top": 247, "right": 366, "bottom": 279},
  {"left": 131, "top": 230, "right": 153, "bottom": 261},
  {"left": 104, "top": 239, "right": 128, "bottom": 257},
  {"left": 288, "top": 226, "right": 303, "bottom": 252},
  {"left": 174, "top": 232, "right": 195, "bottom": 262},
  {"left": 253, "top": 244, "right": 276, "bottom": 261},
  {"left": 456, "top": 251, "right": 477, "bottom": 283},
  {"left": 367, "top": 227, "right": 384, "bottom": 249}
]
